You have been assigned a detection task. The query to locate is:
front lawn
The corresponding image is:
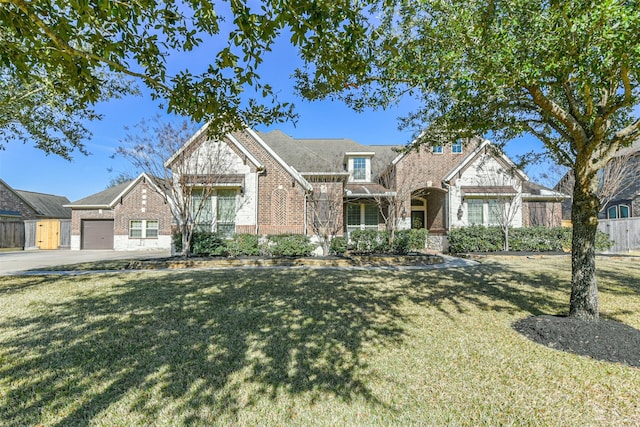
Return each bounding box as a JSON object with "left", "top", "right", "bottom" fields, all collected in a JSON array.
[{"left": 0, "top": 255, "right": 638, "bottom": 425}]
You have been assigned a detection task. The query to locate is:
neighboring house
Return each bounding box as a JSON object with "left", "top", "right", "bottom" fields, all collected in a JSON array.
[
  {"left": 66, "top": 173, "right": 173, "bottom": 250},
  {"left": 0, "top": 178, "right": 72, "bottom": 249},
  {"left": 164, "top": 125, "right": 565, "bottom": 251},
  {"left": 556, "top": 138, "right": 640, "bottom": 220}
]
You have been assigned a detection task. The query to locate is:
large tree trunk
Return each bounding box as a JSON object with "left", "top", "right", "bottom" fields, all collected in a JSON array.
[{"left": 569, "top": 174, "right": 600, "bottom": 321}]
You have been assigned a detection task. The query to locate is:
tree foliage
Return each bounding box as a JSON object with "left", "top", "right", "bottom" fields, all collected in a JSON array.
[
  {"left": 0, "top": 0, "right": 373, "bottom": 156},
  {"left": 294, "top": 0, "right": 640, "bottom": 321}
]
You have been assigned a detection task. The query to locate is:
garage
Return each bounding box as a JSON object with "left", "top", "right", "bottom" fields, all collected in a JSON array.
[{"left": 81, "top": 220, "right": 114, "bottom": 249}]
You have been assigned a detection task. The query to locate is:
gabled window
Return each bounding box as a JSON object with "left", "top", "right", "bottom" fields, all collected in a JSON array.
[
  {"left": 346, "top": 152, "right": 374, "bottom": 182},
  {"left": 353, "top": 157, "right": 367, "bottom": 180},
  {"left": 432, "top": 145, "right": 443, "bottom": 154},
  {"left": 216, "top": 189, "right": 236, "bottom": 237},
  {"left": 191, "top": 189, "right": 213, "bottom": 232},
  {"left": 452, "top": 140, "right": 463, "bottom": 153},
  {"left": 467, "top": 199, "right": 483, "bottom": 225}
]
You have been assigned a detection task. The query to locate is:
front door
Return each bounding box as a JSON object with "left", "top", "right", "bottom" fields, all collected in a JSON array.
[{"left": 411, "top": 210, "right": 425, "bottom": 229}]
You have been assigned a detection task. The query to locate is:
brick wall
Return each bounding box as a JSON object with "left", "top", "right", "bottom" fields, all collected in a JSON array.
[
  {"left": 394, "top": 141, "right": 476, "bottom": 231},
  {"left": 113, "top": 180, "right": 172, "bottom": 236},
  {"left": 233, "top": 130, "right": 308, "bottom": 235},
  {"left": 0, "top": 182, "right": 38, "bottom": 220}
]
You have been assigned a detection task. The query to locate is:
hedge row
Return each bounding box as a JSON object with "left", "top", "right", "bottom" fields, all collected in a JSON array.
[
  {"left": 333, "top": 229, "right": 428, "bottom": 255},
  {"left": 447, "top": 226, "right": 614, "bottom": 253},
  {"left": 174, "top": 232, "right": 314, "bottom": 257}
]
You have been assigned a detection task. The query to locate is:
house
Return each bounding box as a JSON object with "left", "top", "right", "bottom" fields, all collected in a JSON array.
[
  {"left": 0, "top": 178, "right": 72, "bottom": 249},
  {"left": 556, "top": 138, "right": 640, "bottom": 220},
  {"left": 66, "top": 173, "right": 173, "bottom": 250},
  {"left": 66, "top": 124, "right": 565, "bottom": 252},
  {"left": 164, "top": 125, "right": 566, "bottom": 251}
]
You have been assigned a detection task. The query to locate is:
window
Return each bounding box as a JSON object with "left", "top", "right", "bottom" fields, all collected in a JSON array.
[
  {"left": 467, "top": 199, "right": 484, "bottom": 225},
  {"left": 620, "top": 205, "right": 630, "bottom": 218},
  {"left": 432, "top": 145, "right": 443, "bottom": 154},
  {"left": 452, "top": 140, "right": 463, "bottom": 153},
  {"left": 608, "top": 204, "right": 631, "bottom": 219},
  {"left": 488, "top": 199, "right": 500, "bottom": 226},
  {"left": 216, "top": 189, "right": 236, "bottom": 237},
  {"left": 353, "top": 157, "right": 367, "bottom": 180},
  {"left": 191, "top": 189, "right": 213, "bottom": 232},
  {"left": 129, "top": 220, "right": 159, "bottom": 238},
  {"left": 346, "top": 203, "right": 379, "bottom": 233}
]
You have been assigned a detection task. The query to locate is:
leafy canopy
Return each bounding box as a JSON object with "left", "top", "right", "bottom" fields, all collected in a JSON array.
[
  {"left": 1, "top": 0, "right": 373, "bottom": 157},
  {"left": 296, "top": 0, "right": 640, "bottom": 172}
]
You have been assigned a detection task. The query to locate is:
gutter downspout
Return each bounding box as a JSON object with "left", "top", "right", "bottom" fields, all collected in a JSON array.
[
  {"left": 443, "top": 180, "right": 452, "bottom": 231},
  {"left": 255, "top": 168, "right": 265, "bottom": 235}
]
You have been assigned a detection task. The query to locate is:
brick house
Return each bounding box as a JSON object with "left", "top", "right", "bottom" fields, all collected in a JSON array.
[
  {"left": 66, "top": 124, "right": 565, "bottom": 251},
  {"left": 67, "top": 173, "right": 172, "bottom": 250},
  {"left": 165, "top": 125, "right": 566, "bottom": 251}
]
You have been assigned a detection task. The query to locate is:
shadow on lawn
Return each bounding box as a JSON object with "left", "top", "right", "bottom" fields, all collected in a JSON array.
[
  {"left": 0, "top": 260, "right": 630, "bottom": 424},
  {"left": 1, "top": 270, "right": 408, "bottom": 425}
]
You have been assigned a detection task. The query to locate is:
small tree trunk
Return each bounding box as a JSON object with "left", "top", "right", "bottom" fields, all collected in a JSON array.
[
  {"left": 181, "top": 223, "right": 192, "bottom": 257},
  {"left": 569, "top": 177, "right": 600, "bottom": 321},
  {"left": 503, "top": 226, "right": 509, "bottom": 251}
]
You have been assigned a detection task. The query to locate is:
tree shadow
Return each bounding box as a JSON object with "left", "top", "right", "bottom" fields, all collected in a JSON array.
[
  {"left": 0, "top": 270, "right": 407, "bottom": 425},
  {"left": 1, "top": 259, "right": 635, "bottom": 424}
]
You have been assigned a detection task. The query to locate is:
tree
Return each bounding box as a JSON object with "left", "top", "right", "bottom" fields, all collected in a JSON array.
[
  {"left": 0, "top": 67, "right": 135, "bottom": 159},
  {"left": 115, "top": 116, "right": 237, "bottom": 256},
  {"left": 1, "top": 0, "right": 373, "bottom": 156},
  {"left": 308, "top": 181, "right": 344, "bottom": 256},
  {"left": 295, "top": 0, "right": 640, "bottom": 321}
]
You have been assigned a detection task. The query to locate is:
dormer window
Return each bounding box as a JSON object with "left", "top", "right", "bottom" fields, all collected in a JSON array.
[
  {"left": 353, "top": 158, "right": 366, "bottom": 180},
  {"left": 345, "top": 152, "right": 375, "bottom": 182}
]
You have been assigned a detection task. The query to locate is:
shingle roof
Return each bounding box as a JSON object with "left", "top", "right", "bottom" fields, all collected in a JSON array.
[
  {"left": 14, "top": 190, "right": 71, "bottom": 218},
  {"left": 257, "top": 130, "right": 400, "bottom": 179},
  {"left": 67, "top": 180, "right": 134, "bottom": 207}
]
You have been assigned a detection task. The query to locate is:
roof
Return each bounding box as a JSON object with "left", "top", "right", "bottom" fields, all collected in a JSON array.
[
  {"left": 345, "top": 183, "right": 396, "bottom": 198},
  {"left": 257, "top": 130, "right": 400, "bottom": 179},
  {"left": 522, "top": 181, "right": 569, "bottom": 200},
  {"left": 67, "top": 173, "right": 167, "bottom": 208},
  {"left": 14, "top": 190, "right": 72, "bottom": 218}
]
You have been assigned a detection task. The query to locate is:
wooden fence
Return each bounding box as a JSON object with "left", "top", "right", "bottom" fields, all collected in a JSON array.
[
  {"left": 0, "top": 221, "right": 25, "bottom": 248},
  {"left": 598, "top": 217, "right": 640, "bottom": 253}
]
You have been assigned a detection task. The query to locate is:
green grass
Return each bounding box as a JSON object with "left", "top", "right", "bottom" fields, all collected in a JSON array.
[{"left": 1, "top": 255, "right": 639, "bottom": 426}]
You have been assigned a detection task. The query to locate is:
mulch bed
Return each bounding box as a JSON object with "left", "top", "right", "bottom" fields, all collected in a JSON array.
[{"left": 513, "top": 315, "right": 640, "bottom": 368}]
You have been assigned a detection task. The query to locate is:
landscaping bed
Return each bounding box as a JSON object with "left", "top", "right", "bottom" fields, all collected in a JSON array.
[{"left": 127, "top": 253, "right": 443, "bottom": 270}]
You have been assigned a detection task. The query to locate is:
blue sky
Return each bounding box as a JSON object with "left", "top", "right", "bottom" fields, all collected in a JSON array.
[{"left": 0, "top": 31, "right": 548, "bottom": 202}]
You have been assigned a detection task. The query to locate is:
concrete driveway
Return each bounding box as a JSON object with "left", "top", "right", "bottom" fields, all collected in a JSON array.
[{"left": 0, "top": 249, "right": 171, "bottom": 275}]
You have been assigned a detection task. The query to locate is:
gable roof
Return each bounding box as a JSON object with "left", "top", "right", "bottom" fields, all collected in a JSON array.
[
  {"left": 443, "top": 139, "right": 529, "bottom": 183},
  {"left": 67, "top": 173, "right": 166, "bottom": 208},
  {"left": 257, "top": 130, "right": 399, "bottom": 179},
  {"left": 14, "top": 190, "right": 71, "bottom": 218},
  {"left": 0, "top": 178, "right": 71, "bottom": 218}
]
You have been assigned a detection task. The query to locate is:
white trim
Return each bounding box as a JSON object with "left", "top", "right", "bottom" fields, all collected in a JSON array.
[
  {"left": 245, "top": 127, "right": 313, "bottom": 191},
  {"left": 443, "top": 139, "right": 529, "bottom": 182},
  {"left": 226, "top": 133, "right": 264, "bottom": 169}
]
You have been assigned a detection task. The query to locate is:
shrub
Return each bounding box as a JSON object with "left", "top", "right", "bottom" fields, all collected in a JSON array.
[
  {"left": 191, "top": 232, "right": 228, "bottom": 256},
  {"left": 448, "top": 226, "right": 615, "bottom": 253},
  {"left": 448, "top": 226, "right": 502, "bottom": 253},
  {"left": 264, "top": 234, "right": 314, "bottom": 257},
  {"left": 329, "top": 236, "right": 348, "bottom": 256},
  {"left": 226, "top": 234, "right": 260, "bottom": 257},
  {"left": 392, "top": 229, "right": 428, "bottom": 254},
  {"left": 349, "top": 230, "right": 390, "bottom": 254}
]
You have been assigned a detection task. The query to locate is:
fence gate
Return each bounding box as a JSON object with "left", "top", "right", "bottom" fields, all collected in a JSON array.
[
  {"left": 598, "top": 217, "right": 640, "bottom": 253},
  {"left": 36, "top": 219, "right": 61, "bottom": 250}
]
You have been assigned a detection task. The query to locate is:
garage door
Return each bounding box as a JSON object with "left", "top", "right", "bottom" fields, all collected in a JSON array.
[{"left": 81, "top": 220, "right": 114, "bottom": 249}]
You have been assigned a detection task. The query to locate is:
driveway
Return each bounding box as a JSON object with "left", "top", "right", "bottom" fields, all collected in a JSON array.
[{"left": 0, "top": 249, "right": 171, "bottom": 275}]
